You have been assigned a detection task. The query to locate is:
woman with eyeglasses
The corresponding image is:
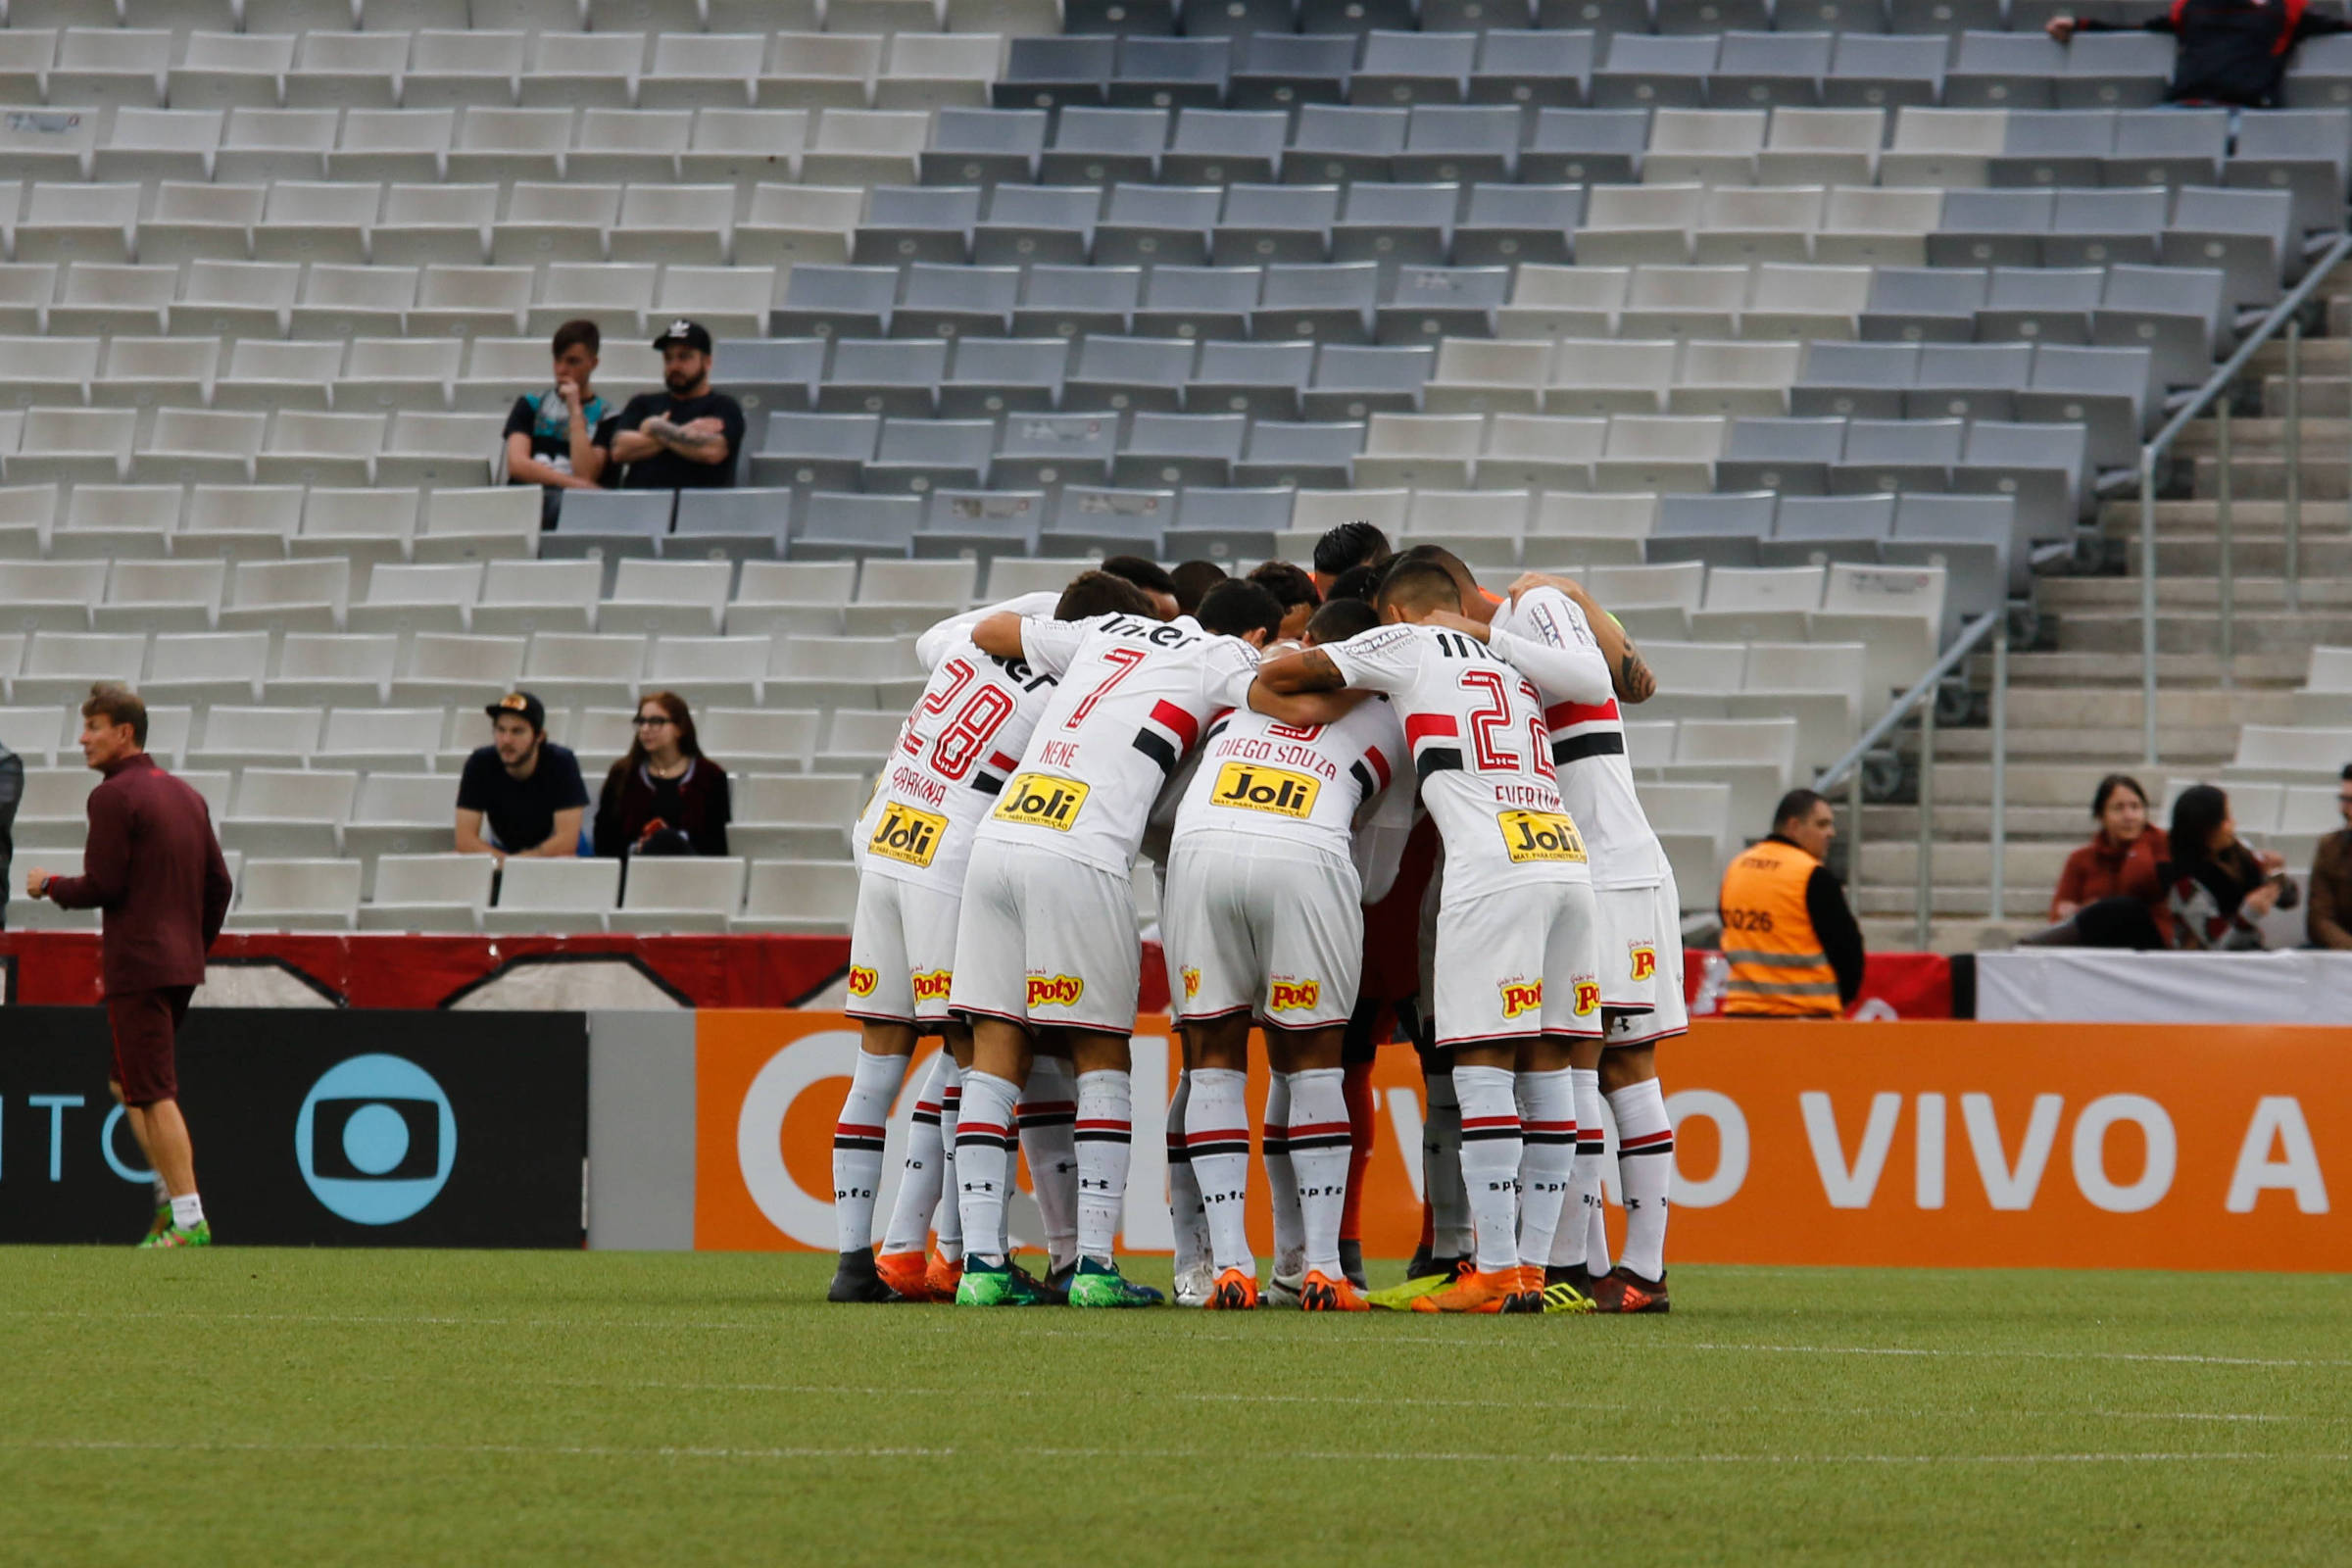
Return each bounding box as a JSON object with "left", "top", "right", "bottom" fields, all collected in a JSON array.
[
  {"left": 2164, "top": 783, "right": 2297, "bottom": 952},
  {"left": 593, "top": 691, "right": 731, "bottom": 859}
]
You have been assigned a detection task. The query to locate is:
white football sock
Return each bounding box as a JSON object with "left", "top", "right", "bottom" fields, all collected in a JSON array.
[
  {"left": 1186, "top": 1067, "right": 1253, "bottom": 1275},
  {"left": 1553, "top": 1067, "right": 1609, "bottom": 1271},
  {"left": 170, "top": 1193, "right": 204, "bottom": 1229},
  {"left": 831, "top": 1049, "right": 906, "bottom": 1254},
  {"left": 1609, "top": 1078, "right": 1674, "bottom": 1281},
  {"left": 1285, "top": 1067, "right": 1350, "bottom": 1281},
  {"left": 1423, "top": 1063, "right": 1472, "bottom": 1258},
  {"left": 932, "top": 1066, "right": 963, "bottom": 1262},
  {"left": 1450, "top": 1064, "right": 1522, "bottom": 1275},
  {"left": 1512, "top": 1067, "right": 1575, "bottom": 1272},
  {"left": 952, "top": 1070, "right": 1020, "bottom": 1267},
  {"left": 1585, "top": 1198, "right": 1612, "bottom": 1278},
  {"left": 880, "top": 1053, "right": 950, "bottom": 1256},
  {"left": 1166, "top": 1070, "right": 1210, "bottom": 1277},
  {"left": 150, "top": 1173, "right": 170, "bottom": 1208},
  {"left": 1262, "top": 1072, "right": 1303, "bottom": 1278},
  {"left": 1074, "top": 1068, "right": 1133, "bottom": 1264},
  {"left": 1018, "top": 1056, "right": 1080, "bottom": 1271}
]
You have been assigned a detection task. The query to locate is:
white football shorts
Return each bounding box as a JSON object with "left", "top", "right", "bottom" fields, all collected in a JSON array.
[
  {"left": 949, "top": 840, "right": 1142, "bottom": 1035},
  {"left": 1432, "top": 880, "right": 1603, "bottom": 1048},
  {"left": 1604, "top": 869, "right": 1689, "bottom": 1048},
  {"left": 845, "top": 871, "right": 961, "bottom": 1026},
  {"left": 1162, "top": 833, "right": 1361, "bottom": 1031}
]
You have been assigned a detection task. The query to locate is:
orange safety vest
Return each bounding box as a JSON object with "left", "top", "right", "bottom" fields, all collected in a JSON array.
[{"left": 1717, "top": 839, "right": 1842, "bottom": 1018}]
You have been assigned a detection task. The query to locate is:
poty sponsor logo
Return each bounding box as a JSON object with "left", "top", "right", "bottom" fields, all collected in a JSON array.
[
  {"left": 1181, "top": 966, "right": 1201, "bottom": 1001},
  {"left": 1499, "top": 979, "right": 1544, "bottom": 1019},
  {"left": 910, "top": 969, "right": 953, "bottom": 1003},
  {"left": 1027, "top": 973, "right": 1086, "bottom": 1008},
  {"left": 993, "top": 773, "right": 1088, "bottom": 831},
  {"left": 1630, "top": 944, "right": 1657, "bottom": 982},
  {"left": 1268, "top": 979, "right": 1321, "bottom": 1012},
  {"left": 1209, "top": 760, "right": 1320, "bottom": 819},
  {"left": 847, "top": 965, "right": 879, "bottom": 998},
  {"left": 1574, "top": 977, "right": 1601, "bottom": 1016}
]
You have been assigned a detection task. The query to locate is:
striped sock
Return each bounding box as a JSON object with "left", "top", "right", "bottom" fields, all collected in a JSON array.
[
  {"left": 880, "top": 1052, "right": 949, "bottom": 1257},
  {"left": 953, "top": 1070, "right": 1020, "bottom": 1268},
  {"left": 1166, "top": 1070, "right": 1209, "bottom": 1279},
  {"left": 1018, "top": 1056, "right": 1080, "bottom": 1272},
  {"left": 1610, "top": 1078, "right": 1675, "bottom": 1281},
  {"left": 1263, "top": 1073, "right": 1303, "bottom": 1278},
  {"left": 1579, "top": 1069, "right": 1614, "bottom": 1276},
  {"left": 932, "top": 1066, "right": 963, "bottom": 1263},
  {"left": 1558, "top": 1067, "right": 1608, "bottom": 1273},
  {"left": 1186, "top": 1067, "right": 1253, "bottom": 1276},
  {"left": 1285, "top": 1067, "right": 1351, "bottom": 1281},
  {"left": 1451, "top": 1064, "right": 1523, "bottom": 1275},
  {"left": 1513, "top": 1067, "right": 1576, "bottom": 1273},
  {"left": 831, "top": 1049, "right": 906, "bottom": 1255},
  {"left": 1339, "top": 1058, "right": 1374, "bottom": 1250},
  {"left": 1424, "top": 1065, "right": 1472, "bottom": 1258},
  {"left": 1074, "top": 1068, "right": 1133, "bottom": 1264}
]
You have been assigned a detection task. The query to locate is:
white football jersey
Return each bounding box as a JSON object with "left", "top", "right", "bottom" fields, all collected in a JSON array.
[
  {"left": 1488, "top": 588, "right": 1670, "bottom": 890},
  {"left": 1171, "top": 688, "right": 1409, "bottom": 860},
  {"left": 853, "top": 605, "right": 1061, "bottom": 892},
  {"left": 974, "top": 612, "right": 1261, "bottom": 875},
  {"left": 1322, "top": 620, "right": 1592, "bottom": 904}
]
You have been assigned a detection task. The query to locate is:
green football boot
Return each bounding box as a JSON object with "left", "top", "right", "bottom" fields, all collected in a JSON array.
[
  {"left": 956, "top": 1257, "right": 1055, "bottom": 1306},
  {"left": 138, "top": 1221, "right": 211, "bottom": 1250},
  {"left": 1063, "top": 1256, "right": 1163, "bottom": 1308}
]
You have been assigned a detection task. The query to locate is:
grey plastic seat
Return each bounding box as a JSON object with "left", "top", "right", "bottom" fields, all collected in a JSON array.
[
  {"left": 1833, "top": 416, "right": 1964, "bottom": 494},
  {"left": 941, "top": 336, "right": 1069, "bottom": 417},
  {"left": 994, "top": 36, "right": 1117, "bottom": 113},
  {"left": 1095, "top": 183, "right": 1220, "bottom": 269},
  {"left": 1064, "top": 334, "right": 1200, "bottom": 414},
  {"left": 792, "top": 492, "right": 920, "bottom": 562},
  {"left": 715, "top": 338, "right": 826, "bottom": 423},
  {"left": 1760, "top": 492, "right": 1892, "bottom": 567},
  {"left": 1229, "top": 33, "right": 1356, "bottom": 113},
  {"left": 1303, "top": 342, "right": 1434, "bottom": 420},
  {"left": 1039, "top": 107, "right": 1169, "bottom": 187},
  {"left": 1824, "top": 32, "right": 1944, "bottom": 112},
  {"left": 670, "top": 489, "right": 792, "bottom": 564},
  {"left": 1215, "top": 182, "right": 1342, "bottom": 267},
  {"left": 770, "top": 265, "right": 899, "bottom": 340},
  {"left": 2163, "top": 186, "right": 2294, "bottom": 312},
  {"left": 1329, "top": 183, "right": 1460, "bottom": 270},
  {"left": 2093, "top": 264, "right": 2225, "bottom": 390},
  {"left": 1162, "top": 486, "right": 1292, "bottom": 564},
  {"left": 1376, "top": 264, "right": 1510, "bottom": 342},
  {"left": 1187, "top": 340, "right": 1313, "bottom": 419},
  {"left": 1944, "top": 30, "right": 2063, "bottom": 110},
  {"left": 546, "top": 490, "right": 673, "bottom": 569},
  {"left": 1590, "top": 33, "right": 1717, "bottom": 111},
  {"left": 1233, "top": 418, "right": 1363, "bottom": 488},
  {"left": 1014, "top": 264, "right": 1142, "bottom": 338},
  {"left": 1712, "top": 30, "right": 1833, "bottom": 109},
  {"left": 1039, "top": 486, "right": 1170, "bottom": 558},
  {"left": 1452, "top": 185, "right": 1582, "bottom": 270},
  {"left": 1522, "top": 109, "right": 1649, "bottom": 185},
  {"left": 921, "top": 108, "right": 1050, "bottom": 188},
  {"left": 1645, "top": 492, "right": 1770, "bottom": 568},
  {"left": 1114, "top": 412, "right": 1248, "bottom": 488},
  {"left": 974, "top": 184, "right": 1102, "bottom": 270},
  {"left": 819, "top": 339, "right": 949, "bottom": 418},
  {"left": 2226, "top": 110, "right": 2351, "bottom": 238},
  {"left": 1163, "top": 109, "right": 1291, "bottom": 186},
  {"left": 1718, "top": 415, "right": 1847, "bottom": 494},
  {"left": 1287, "top": 105, "right": 1409, "bottom": 184},
  {"left": 891, "top": 265, "right": 1021, "bottom": 340},
  {"left": 1133, "top": 267, "right": 1261, "bottom": 343},
  {"left": 1978, "top": 267, "right": 2104, "bottom": 347},
  {"left": 1389, "top": 106, "right": 1519, "bottom": 187},
  {"left": 856, "top": 186, "right": 983, "bottom": 268},
  {"left": 1860, "top": 267, "right": 1987, "bottom": 344},
  {"left": 2016, "top": 343, "right": 2153, "bottom": 469},
  {"left": 1655, "top": 0, "right": 1768, "bottom": 29},
  {"left": 992, "top": 413, "right": 1119, "bottom": 488},
  {"left": 2058, "top": 29, "right": 2175, "bottom": 110},
  {"left": 2283, "top": 29, "right": 2352, "bottom": 109},
  {"left": 1111, "top": 36, "right": 1234, "bottom": 111},
  {"left": 1176, "top": 0, "right": 1293, "bottom": 37},
  {"left": 1906, "top": 342, "right": 2035, "bottom": 422},
  {"left": 1887, "top": 0, "right": 2002, "bottom": 27},
  {"left": 915, "top": 489, "right": 1043, "bottom": 562},
  {"left": 1353, "top": 30, "right": 1477, "bottom": 108},
  {"left": 1928, "top": 188, "right": 2057, "bottom": 270},
  {"left": 1890, "top": 489, "right": 2018, "bottom": 600},
  {"left": 1791, "top": 340, "right": 1919, "bottom": 419},
  {"left": 2045, "top": 186, "right": 2170, "bottom": 270},
  {"left": 752, "top": 412, "right": 882, "bottom": 490},
  {"left": 1259, "top": 264, "right": 1380, "bottom": 344},
  {"left": 1468, "top": 29, "right": 1595, "bottom": 113},
  {"left": 2106, "top": 108, "right": 2230, "bottom": 190},
  {"left": 866, "top": 417, "right": 998, "bottom": 494},
  {"left": 1990, "top": 111, "right": 2113, "bottom": 190},
  {"left": 1299, "top": 0, "right": 1414, "bottom": 37}
]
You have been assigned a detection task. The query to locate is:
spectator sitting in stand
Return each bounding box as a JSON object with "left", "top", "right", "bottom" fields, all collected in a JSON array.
[
  {"left": 1100, "top": 556, "right": 1181, "bottom": 620},
  {"left": 2047, "top": 0, "right": 2347, "bottom": 111},
  {"left": 456, "top": 691, "right": 590, "bottom": 863},
  {"left": 0, "top": 734, "right": 20, "bottom": 930},
  {"left": 2020, "top": 773, "right": 2172, "bottom": 949},
  {"left": 1247, "top": 559, "right": 1322, "bottom": 642},
  {"left": 2165, "top": 783, "right": 2299, "bottom": 951},
  {"left": 594, "top": 691, "right": 731, "bottom": 859},
  {"left": 1169, "top": 560, "right": 1229, "bottom": 617},
  {"left": 502, "top": 318, "right": 612, "bottom": 528},
  {"left": 605, "top": 319, "right": 746, "bottom": 491},
  {"left": 1311, "top": 519, "right": 1394, "bottom": 597},
  {"left": 2307, "top": 762, "right": 2352, "bottom": 949}
]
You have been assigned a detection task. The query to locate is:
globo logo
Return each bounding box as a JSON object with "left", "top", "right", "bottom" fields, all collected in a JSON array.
[{"left": 296, "top": 1054, "right": 456, "bottom": 1225}]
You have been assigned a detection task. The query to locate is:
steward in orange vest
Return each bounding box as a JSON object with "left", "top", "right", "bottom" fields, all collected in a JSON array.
[{"left": 1716, "top": 789, "right": 1865, "bottom": 1018}]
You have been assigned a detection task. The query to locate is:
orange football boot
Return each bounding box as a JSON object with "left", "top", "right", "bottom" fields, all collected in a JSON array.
[
  {"left": 1298, "top": 1269, "right": 1369, "bottom": 1313},
  {"left": 1204, "top": 1267, "right": 1259, "bottom": 1309},
  {"left": 1408, "top": 1267, "right": 1525, "bottom": 1314},
  {"left": 874, "top": 1250, "right": 934, "bottom": 1301},
  {"left": 922, "top": 1248, "right": 963, "bottom": 1302}
]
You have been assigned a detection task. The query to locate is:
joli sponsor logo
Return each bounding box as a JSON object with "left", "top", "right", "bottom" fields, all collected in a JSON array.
[
  {"left": 1210, "top": 760, "right": 1320, "bottom": 819},
  {"left": 868, "top": 801, "right": 948, "bottom": 867},
  {"left": 993, "top": 773, "right": 1089, "bottom": 831}
]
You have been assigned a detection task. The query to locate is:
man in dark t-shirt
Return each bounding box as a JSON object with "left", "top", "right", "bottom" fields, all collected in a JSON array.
[
  {"left": 603, "top": 318, "right": 746, "bottom": 491},
  {"left": 456, "top": 691, "right": 591, "bottom": 861}
]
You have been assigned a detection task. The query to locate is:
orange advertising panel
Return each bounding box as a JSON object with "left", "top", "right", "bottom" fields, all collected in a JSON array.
[{"left": 695, "top": 1014, "right": 2349, "bottom": 1270}]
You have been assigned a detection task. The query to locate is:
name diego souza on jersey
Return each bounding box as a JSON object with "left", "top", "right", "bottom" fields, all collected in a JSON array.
[{"left": 992, "top": 772, "right": 1090, "bottom": 830}]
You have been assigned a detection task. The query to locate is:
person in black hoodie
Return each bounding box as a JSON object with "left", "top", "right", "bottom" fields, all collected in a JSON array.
[
  {"left": 2049, "top": 0, "right": 2347, "bottom": 110},
  {"left": 2164, "top": 783, "right": 2299, "bottom": 950}
]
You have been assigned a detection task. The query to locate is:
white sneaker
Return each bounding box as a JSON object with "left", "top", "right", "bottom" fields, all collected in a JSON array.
[
  {"left": 1262, "top": 1271, "right": 1303, "bottom": 1309},
  {"left": 1173, "top": 1262, "right": 1215, "bottom": 1308}
]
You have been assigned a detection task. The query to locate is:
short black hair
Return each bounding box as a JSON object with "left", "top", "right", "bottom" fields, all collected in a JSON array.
[
  {"left": 1313, "top": 520, "right": 1393, "bottom": 578},
  {"left": 1101, "top": 556, "right": 1177, "bottom": 600},
  {"left": 552, "top": 318, "right": 600, "bottom": 358},
  {"left": 1325, "top": 563, "right": 1384, "bottom": 605},
  {"left": 1196, "top": 579, "right": 1285, "bottom": 642},
  {"left": 1773, "top": 788, "right": 1830, "bottom": 831},
  {"left": 1170, "top": 560, "right": 1229, "bottom": 616},
  {"left": 1246, "top": 560, "right": 1320, "bottom": 613},
  {"left": 1396, "top": 543, "right": 1477, "bottom": 599},
  {"left": 2090, "top": 773, "right": 2149, "bottom": 819},
  {"left": 1305, "top": 597, "right": 1380, "bottom": 646},
  {"left": 1055, "top": 569, "right": 1156, "bottom": 621},
  {"left": 1374, "top": 559, "right": 1460, "bottom": 614}
]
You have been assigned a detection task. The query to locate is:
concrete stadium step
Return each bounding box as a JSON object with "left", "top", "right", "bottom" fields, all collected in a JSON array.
[
  {"left": 1861, "top": 804, "right": 2103, "bottom": 839},
  {"left": 1997, "top": 651, "right": 2308, "bottom": 686},
  {"left": 2041, "top": 608, "right": 2352, "bottom": 655},
  {"left": 1985, "top": 685, "right": 2297, "bottom": 726},
  {"left": 1918, "top": 761, "right": 2212, "bottom": 808},
  {"left": 1902, "top": 722, "right": 2238, "bottom": 760},
  {"left": 1860, "top": 840, "right": 2076, "bottom": 890},
  {"left": 2134, "top": 540, "right": 2352, "bottom": 576},
  {"left": 2100, "top": 499, "right": 2352, "bottom": 536},
  {"left": 2186, "top": 458, "right": 2352, "bottom": 501}
]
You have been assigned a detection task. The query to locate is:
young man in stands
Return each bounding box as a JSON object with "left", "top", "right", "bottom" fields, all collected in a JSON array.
[
  {"left": 456, "top": 692, "right": 590, "bottom": 864},
  {"left": 606, "top": 319, "right": 746, "bottom": 490},
  {"left": 502, "top": 318, "right": 612, "bottom": 525}
]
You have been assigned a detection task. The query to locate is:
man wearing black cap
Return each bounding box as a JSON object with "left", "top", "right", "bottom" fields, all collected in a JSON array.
[
  {"left": 456, "top": 692, "right": 591, "bottom": 863},
  {"left": 605, "top": 319, "right": 747, "bottom": 490}
]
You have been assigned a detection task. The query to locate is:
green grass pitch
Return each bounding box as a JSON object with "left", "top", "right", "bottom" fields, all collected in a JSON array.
[{"left": 5, "top": 1251, "right": 2349, "bottom": 1567}]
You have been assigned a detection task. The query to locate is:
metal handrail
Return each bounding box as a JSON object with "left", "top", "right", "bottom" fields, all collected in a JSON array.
[
  {"left": 1815, "top": 612, "right": 2002, "bottom": 796},
  {"left": 2135, "top": 230, "right": 2352, "bottom": 764}
]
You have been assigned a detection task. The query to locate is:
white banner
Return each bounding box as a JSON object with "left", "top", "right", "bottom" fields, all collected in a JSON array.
[{"left": 1976, "top": 950, "right": 2352, "bottom": 1025}]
